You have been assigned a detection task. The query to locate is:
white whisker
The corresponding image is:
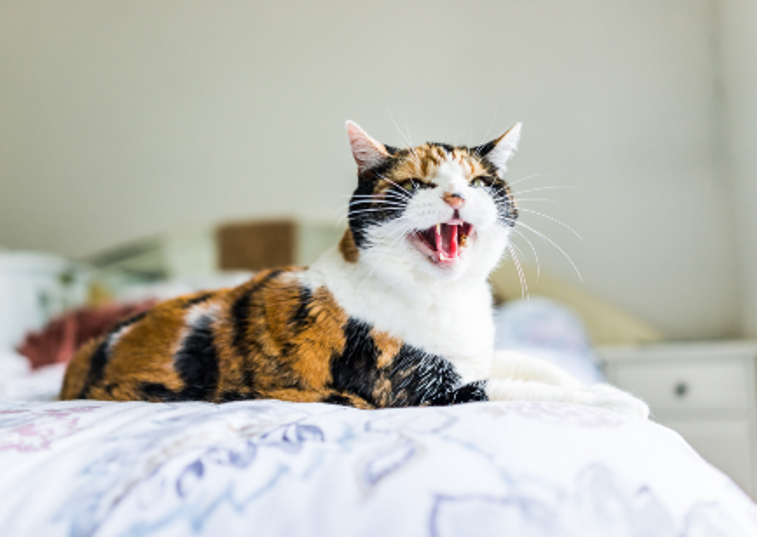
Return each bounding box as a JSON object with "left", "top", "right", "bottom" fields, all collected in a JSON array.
[
  {"left": 347, "top": 197, "right": 407, "bottom": 207},
  {"left": 333, "top": 199, "right": 406, "bottom": 218},
  {"left": 388, "top": 112, "right": 421, "bottom": 165},
  {"left": 508, "top": 185, "right": 575, "bottom": 198},
  {"left": 336, "top": 205, "right": 409, "bottom": 226},
  {"left": 508, "top": 243, "right": 529, "bottom": 301},
  {"left": 479, "top": 107, "right": 500, "bottom": 150},
  {"left": 506, "top": 173, "right": 547, "bottom": 189},
  {"left": 511, "top": 198, "right": 561, "bottom": 205},
  {"left": 347, "top": 200, "right": 406, "bottom": 209},
  {"left": 509, "top": 241, "right": 529, "bottom": 268},
  {"left": 347, "top": 208, "right": 406, "bottom": 217},
  {"left": 513, "top": 221, "right": 583, "bottom": 281},
  {"left": 510, "top": 228, "right": 541, "bottom": 279},
  {"left": 518, "top": 208, "right": 583, "bottom": 240}
]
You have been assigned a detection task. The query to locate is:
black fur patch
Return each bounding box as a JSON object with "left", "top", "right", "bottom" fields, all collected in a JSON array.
[
  {"left": 472, "top": 140, "right": 497, "bottom": 158},
  {"left": 432, "top": 142, "right": 456, "bottom": 154},
  {"left": 291, "top": 286, "right": 313, "bottom": 330},
  {"left": 232, "top": 290, "right": 255, "bottom": 357},
  {"left": 242, "top": 368, "right": 255, "bottom": 390},
  {"left": 111, "top": 311, "right": 148, "bottom": 333},
  {"left": 432, "top": 380, "right": 489, "bottom": 405},
  {"left": 348, "top": 179, "right": 408, "bottom": 249},
  {"left": 321, "top": 393, "right": 355, "bottom": 407},
  {"left": 388, "top": 345, "right": 463, "bottom": 406},
  {"left": 219, "top": 390, "right": 253, "bottom": 403},
  {"left": 349, "top": 146, "right": 417, "bottom": 250},
  {"left": 76, "top": 339, "right": 111, "bottom": 399},
  {"left": 173, "top": 314, "right": 220, "bottom": 401},
  {"left": 77, "top": 311, "right": 152, "bottom": 398},
  {"left": 183, "top": 293, "right": 213, "bottom": 308},
  {"left": 359, "top": 156, "right": 398, "bottom": 184},
  {"left": 330, "top": 318, "right": 484, "bottom": 407},
  {"left": 138, "top": 382, "right": 183, "bottom": 402},
  {"left": 330, "top": 318, "right": 380, "bottom": 403},
  {"left": 494, "top": 185, "right": 518, "bottom": 226}
]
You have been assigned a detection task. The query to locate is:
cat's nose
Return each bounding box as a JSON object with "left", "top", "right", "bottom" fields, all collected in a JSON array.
[{"left": 442, "top": 192, "right": 465, "bottom": 209}]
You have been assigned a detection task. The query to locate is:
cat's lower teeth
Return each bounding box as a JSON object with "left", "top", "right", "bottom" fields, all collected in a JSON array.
[{"left": 413, "top": 221, "right": 473, "bottom": 265}]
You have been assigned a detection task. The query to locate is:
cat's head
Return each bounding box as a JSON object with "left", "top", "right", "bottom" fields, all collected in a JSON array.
[{"left": 342, "top": 121, "right": 520, "bottom": 285}]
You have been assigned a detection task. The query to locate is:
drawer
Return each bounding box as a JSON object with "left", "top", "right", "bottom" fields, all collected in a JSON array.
[
  {"left": 610, "top": 359, "right": 750, "bottom": 410},
  {"left": 661, "top": 418, "right": 753, "bottom": 497}
]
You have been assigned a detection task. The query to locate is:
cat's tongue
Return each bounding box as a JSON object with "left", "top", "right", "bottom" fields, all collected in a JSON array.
[
  {"left": 415, "top": 220, "right": 473, "bottom": 264},
  {"left": 435, "top": 223, "right": 459, "bottom": 261}
]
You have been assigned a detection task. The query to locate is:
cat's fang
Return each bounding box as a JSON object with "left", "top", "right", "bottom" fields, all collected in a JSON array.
[{"left": 413, "top": 221, "right": 473, "bottom": 265}]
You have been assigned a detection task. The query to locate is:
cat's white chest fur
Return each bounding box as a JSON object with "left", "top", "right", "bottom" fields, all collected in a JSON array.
[
  {"left": 303, "top": 247, "right": 650, "bottom": 419},
  {"left": 303, "top": 247, "right": 495, "bottom": 383}
]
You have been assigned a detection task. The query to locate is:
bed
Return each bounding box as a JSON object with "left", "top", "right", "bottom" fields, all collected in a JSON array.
[
  {"left": 1, "top": 299, "right": 756, "bottom": 536},
  {"left": 1, "top": 398, "right": 756, "bottom": 536}
]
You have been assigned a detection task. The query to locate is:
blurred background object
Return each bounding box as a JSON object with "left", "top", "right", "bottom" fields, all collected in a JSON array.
[{"left": 0, "top": 252, "right": 89, "bottom": 350}]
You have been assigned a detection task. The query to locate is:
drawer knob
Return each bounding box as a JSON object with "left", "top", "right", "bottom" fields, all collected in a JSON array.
[{"left": 674, "top": 382, "right": 688, "bottom": 398}]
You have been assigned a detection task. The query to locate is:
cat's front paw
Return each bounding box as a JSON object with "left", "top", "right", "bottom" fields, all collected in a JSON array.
[{"left": 583, "top": 384, "right": 650, "bottom": 420}]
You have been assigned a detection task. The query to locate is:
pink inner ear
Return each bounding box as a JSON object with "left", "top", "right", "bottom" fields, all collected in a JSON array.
[{"left": 346, "top": 121, "right": 390, "bottom": 172}]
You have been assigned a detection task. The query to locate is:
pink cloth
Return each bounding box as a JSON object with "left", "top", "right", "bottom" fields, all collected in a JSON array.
[{"left": 16, "top": 301, "right": 155, "bottom": 369}]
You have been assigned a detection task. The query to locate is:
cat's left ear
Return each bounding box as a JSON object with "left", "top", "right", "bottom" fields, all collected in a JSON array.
[
  {"left": 474, "top": 123, "right": 522, "bottom": 172},
  {"left": 346, "top": 121, "right": 392, "bottom": 175}
]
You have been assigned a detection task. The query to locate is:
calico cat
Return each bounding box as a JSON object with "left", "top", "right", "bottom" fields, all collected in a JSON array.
[{"left": 60, "top": 121, "right": 648, "bottom": 418}]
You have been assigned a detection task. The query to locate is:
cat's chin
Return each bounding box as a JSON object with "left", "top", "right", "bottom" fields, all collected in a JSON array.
[{"left": 409, "top": 219, "right": 475, "bottom": 268}]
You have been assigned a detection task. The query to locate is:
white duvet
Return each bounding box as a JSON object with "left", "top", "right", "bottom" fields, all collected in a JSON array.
[{"left": 0, "top": 399, "right": 755, "bottom": 537}]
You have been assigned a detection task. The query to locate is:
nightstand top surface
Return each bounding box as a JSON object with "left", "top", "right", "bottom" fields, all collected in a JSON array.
[{"left": 598, "top": 340, "right": 757, "bottom": 362}]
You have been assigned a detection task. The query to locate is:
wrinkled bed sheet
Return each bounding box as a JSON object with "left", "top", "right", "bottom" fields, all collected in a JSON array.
[{"left": 0, "top": 399, "right": 755, "bottom": 537}]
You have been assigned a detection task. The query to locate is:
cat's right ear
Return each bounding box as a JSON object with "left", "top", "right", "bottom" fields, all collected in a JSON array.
[
  {"left": 346, "top": 121, "right": 391, "bottom": 175},
  {"left": 473, "top": 123, "right": 522, "bottom": 173}
]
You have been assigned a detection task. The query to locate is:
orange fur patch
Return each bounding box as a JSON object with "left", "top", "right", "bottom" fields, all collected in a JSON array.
[
  {"left": 374, "top": 144, "right": 492, "bottom": 195},
  {"left": 339, "top": 229, "right": 359, "bottom": 263},
  {"left": 371, "top": 328, "right": 403, "bottom": 369}
]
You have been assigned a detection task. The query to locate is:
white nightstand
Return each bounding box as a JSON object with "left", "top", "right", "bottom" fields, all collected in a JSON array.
[{"left": 599, "top": 341, "right": 757, "bottom": 498}]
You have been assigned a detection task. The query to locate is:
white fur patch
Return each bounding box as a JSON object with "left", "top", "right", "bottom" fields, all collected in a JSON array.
[
  {"left": 487, "top": 350, "right": 650, "bottom": 418},
  {"left": 185, "top": 301, "right": 221, "bottom": 327},
  {"left": 108, "top": 322, "right": 135, "bottom": 350},
  {"left": 485, "top": 123, "right": 521, "bottom": 172},
  {"left": 304, "top": 247, "right": 495, "bottom": 383}
]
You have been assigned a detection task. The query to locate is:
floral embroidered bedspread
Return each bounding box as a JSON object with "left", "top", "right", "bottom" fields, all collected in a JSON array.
[{"left": 0, "top": 399, "right": 755, "bottom": 537}]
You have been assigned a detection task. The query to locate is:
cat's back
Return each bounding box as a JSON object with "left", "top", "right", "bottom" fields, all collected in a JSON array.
[
  {"left": 60, "top": 266, "right": 338, "bottom": 402},
  {"left": 60, "top": 284, "right": 234, "bottom": 402}
]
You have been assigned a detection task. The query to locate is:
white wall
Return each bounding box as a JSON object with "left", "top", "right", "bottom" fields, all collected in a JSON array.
[
  {"left": 718, "top": 1, "right": 757, "bottom": 336},
  {"left": 0, "top": 1, "right": 738, "bottom": 339}
]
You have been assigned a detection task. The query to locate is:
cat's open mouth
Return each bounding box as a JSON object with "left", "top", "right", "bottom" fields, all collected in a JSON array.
[{"left": 411, "top": 219, "right": 474, "bottom": 265}]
